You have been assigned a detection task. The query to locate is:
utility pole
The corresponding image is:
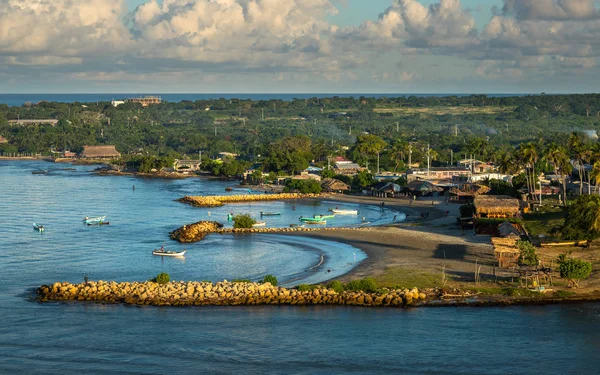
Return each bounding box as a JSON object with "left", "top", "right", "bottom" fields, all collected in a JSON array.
[
  {"left": 349, "top": 125, "right": 352, "bottom": 135},
  {"left": 377, "top": 152, "right": 380, "bottom": 174},
  {"left": 214, "top": 126, "right": 217, "bottom": 136},
  {"left": 261, "top": 108, "right": 264, "bottom": 121},
  {"left": 451, "top": 149, "right": 453, "bottom": 165},
  {"left": 408, "top": 144, "right": 412, "bottom": 169},
  {"left": 396, "top": 122, "right": 399, "bottom": 132},
  {"left": 427, "top": 143, "right": 431, "bottom": 177}
]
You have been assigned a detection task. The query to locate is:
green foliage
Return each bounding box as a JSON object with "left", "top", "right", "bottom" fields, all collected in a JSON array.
[
  {"left": 516, "top": 240, "right": 538, "bottom": 266},
  {"left": 559, "top": 258, "right": 592, "bottom": 287},
  {"left": 297, "top": 284, "right": 317, "bottom": 291},
  {"left": 262, "top": 274, "right": 278, "bottom": 286},
  {"left": 126, "top": 155, "right": 175, "bottom": 173},
  {"left": 488, "top": 179, "right": 519, "bottom": 197},
  {"left": 553, "top": 290, "right": 576, "bottom": 298},
  {"left": 560, "top": 195, "right": 600, "bottom": 241},
  {"left": 321, "top": 168, "right": 336, "bottom": 179},
  {"left": 326, "top": 280, "right": 345, "bottom": 293},
  {"left": 459, "top": 203, "right": 475, "bottom": 217},
  {"left": 352, "top": 170, "right": 376, "bottom": 188},
  {"left": 283, "top": 179, "right": 322, "bottom": 194},
  {"left": 345, "top": 277, "right": 378, "bottom": 292},
  {"left": 151, "top": 272, "right": 170, "bottom": 284},
  {"left": 232, "top": 214, "right": 256, "bottom": 229}
]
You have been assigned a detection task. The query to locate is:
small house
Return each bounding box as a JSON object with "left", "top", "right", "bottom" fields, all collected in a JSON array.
[
  {"left": 80, "top": 145, "right": 121, "bottom": 159},
  {"left": 321, "top": 178, "right": 350, "bottom": 193},
  {"left": 292, "top": 172, "right": 321, "bottom": 182},
  {"left": 474, "top": 195, "right": 520, "bottom": 219},
  {"left": 174, "top": 159, "right": 202, "bottom": 173},
  {"left": 491, "top": 235, "right": 521, "bottom": 268}
]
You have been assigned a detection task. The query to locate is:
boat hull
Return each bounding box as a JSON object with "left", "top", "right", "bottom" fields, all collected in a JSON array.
[{"left": 152, "top": 249, "right": 186, "bottom": 257}]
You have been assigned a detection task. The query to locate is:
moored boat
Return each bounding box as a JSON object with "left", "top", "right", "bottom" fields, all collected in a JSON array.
[
  {"left": 313, "top": 214, "right": 335, "bottom": 220},
  {"left": 331, "top": 209, "right": 358, "bottom": 215},
  {"left": 32, "top": 223, "right": 45, "bottom": 232},
  {"left": 152, "top": 249, "right": 186, "bottom": 257},
  {"left": 84, "top": 215, "right": 107, "bottom": 225},
  {"left": 289, "top": 224, "right": 305, "bottom": 228},
  {"left": 300, "top": 217, "right": 326, "bottom": 222},
  {"left": 252, "top": 221, "right": 267, "bottom": 227},
  {"left": 305, "top": 220, "right": 326, "bottom": 225},
  {"left": 32, "top": 170, "right": 48, "bottom": 175},
  {"left": 260, "top": 211, "right": 281, "bottom": 216}
]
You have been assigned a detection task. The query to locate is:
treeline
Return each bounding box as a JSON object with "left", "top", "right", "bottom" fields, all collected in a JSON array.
[{"left": 1, "top": 94, "right": 600, "bottom": 174}]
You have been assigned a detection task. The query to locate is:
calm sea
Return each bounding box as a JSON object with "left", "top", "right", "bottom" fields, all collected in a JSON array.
[
  {"left": 0, "top": 160, "right": 599, "bottom": 374},
  {"left": 0, "top": 93, "right": 525, "bottom": 106}
]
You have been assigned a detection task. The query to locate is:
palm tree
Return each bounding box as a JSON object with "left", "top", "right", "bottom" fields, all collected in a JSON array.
[
  {"left": 518, "top": 142, "right": 539, "bottom": 200},
  {"left": 544, "top": 143, "right": 572, "bottom": 206},
  {"left": 590, "top": 161, "right": 600, "bottom": 195},
  {"left": 494, "top": 149, "right": 517, "bottom": 186},
  {"left": 567, "top": 133, "right": 589, "bottom": 195},
  {"left": 389, "top": 140, "right": 407, "bottom": 171}
]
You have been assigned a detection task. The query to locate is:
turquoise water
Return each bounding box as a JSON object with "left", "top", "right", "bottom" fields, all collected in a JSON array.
[{"left": 1, "top": 160, "right": 600, "bottom": 374}]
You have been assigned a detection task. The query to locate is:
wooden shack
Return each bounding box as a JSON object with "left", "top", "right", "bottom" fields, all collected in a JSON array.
[
  {"left": 321, "top": 178, "right": 349, "bottom": 193},
  {"left": 80, "top": 145, "right": 121, "bottom": 159},
  {"left": 474, "top": 195, "right": 520, "bottom": 219},
  {"left": 491, "top": 235, "right": 521, "bottom": 268}
]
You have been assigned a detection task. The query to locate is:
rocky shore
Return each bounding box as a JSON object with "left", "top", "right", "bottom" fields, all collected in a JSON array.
[
  {"left": 177, "top": 193, "right": 322, "bottom": 207},
  {"left": 37, "top": 280, "right": 427, "bottom": 307},
  {"left": 169, "top": 220, "right": 369, "bottom": 243}
]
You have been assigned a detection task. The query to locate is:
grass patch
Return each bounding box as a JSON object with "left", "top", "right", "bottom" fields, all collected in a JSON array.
[
  {"left": 553, "top": 290, "right": 576, "bottom": 298},
  {"left": 373, "top": 267, "right": 450, "bottom": 289},
  {"left": 523, "top": 209, "right": 566, "bottom": 239},
  {"left": 470, "top": 286, "right": 543, "bottom": 297}
]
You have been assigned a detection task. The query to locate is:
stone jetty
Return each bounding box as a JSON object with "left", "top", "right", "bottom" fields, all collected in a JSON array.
[
  {"left": 170, "top": 220, "right": 368, "bottom": 243},
  {"left": 37, "top": 280, "right": 428, "bottom": 307},
  {"left": 177, "top": 193, "right": 321, "bottom": 207}
]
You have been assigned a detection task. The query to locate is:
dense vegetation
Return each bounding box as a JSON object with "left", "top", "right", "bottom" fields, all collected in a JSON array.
[
  {"left": 3, "top": 94, "right": 600, "bottom": 177},
  {"left": 558, "top": 257, "right": 592, "bottom": 287},
  {"left": 232, "top": 214, "right": 256, "bottom": 229}
]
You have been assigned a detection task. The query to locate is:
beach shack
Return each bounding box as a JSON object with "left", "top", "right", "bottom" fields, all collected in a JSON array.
[
  {"left": 491, "top": 234, "right": 521, "bottom": 268},
  {"left": 321, "top": 178, "right": 350, "bottom": 193},
  {"left": 80, "top": 145, "right": 121, "bottom": 160},
  {"left": 474, "top": 195, "right": 520, "bottom": 219}
]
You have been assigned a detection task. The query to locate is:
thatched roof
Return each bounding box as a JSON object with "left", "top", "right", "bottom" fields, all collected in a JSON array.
[
  {"left": 0, "top": 135, "right": 7, "bottom": 143},
  {"left": 450, "top": 184, "right": 490, "bottom": 196},
  {"left": 474, "top": 195, "right": 520, "bottom": 215},
  {"left": 406, "top": 180, "right": 443, "bottom": 193},
  {"left": 81, "top": 145, "right": 121, "bottom": 158},
  {"left": 321, "top": 178, "right": 349, "bottom": 192},
  {"left": 491, "top": 235, "right": 521, "bottom": 255},
  {"left": 498, "top": 221, "right": 521, "bottom": 237}
]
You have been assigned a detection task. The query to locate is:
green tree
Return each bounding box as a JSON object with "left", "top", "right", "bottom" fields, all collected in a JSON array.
[
  {"left": 559, "top": 258, "right": 592, "bottom": 287},
  {"left": 560, "top": 195, "right": 600, "bottom": 242},
  {"left": 233, "top": 214, "right": 256, "bottom": 228},
  {"left": 353, "top": 170, "right": 376, "bottom": 188},
  {"left": 544, "top": 143, "right": 571, "bottom": 206},
  {"left": 283, "top": 179, "right": 322, "bottom": 194}
]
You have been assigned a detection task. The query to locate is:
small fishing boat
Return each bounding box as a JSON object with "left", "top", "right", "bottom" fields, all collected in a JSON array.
[
  {"left": 331, "top": 209, "right": 358, "bottom": 215},
  {"left": 32, "top": 223, "right": 45, "bottom": 232},
  {"left": 83, "top": 215, "right": 107, "bottom": 225},
  {"left": 260, "top": 211, "right": 281, "bottom": 216},
  {"left": 152, "top": 249, "right": 186, "bottom": 257},
  {"left": 32, "top": 170, "right": 48, "bottom": 175},
  {"left": 300, "top": 217, "right": 326, "bottom": 222},
  {"left": 289, "top": 224, "right": 305, "bottom": 228},
  {"left": 252, "top": 221, "right": 267, "bottom": 227},
  {"left": 305, "top": 220, "right": 326, "bottom": 225},
  {"left": 314, "top": 214, "right": 335, "bottom": 220}
]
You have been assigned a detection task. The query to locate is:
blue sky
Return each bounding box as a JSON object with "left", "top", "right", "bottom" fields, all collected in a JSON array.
[{"left": 1, "top": 0, "right": 599, "bottom": 93}]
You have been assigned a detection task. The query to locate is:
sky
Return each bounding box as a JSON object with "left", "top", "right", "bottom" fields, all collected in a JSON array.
[{"left": 0, "top": 0, "right": 599, "bottom": 94}]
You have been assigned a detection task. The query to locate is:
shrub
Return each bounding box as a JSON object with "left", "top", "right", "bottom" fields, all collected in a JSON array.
[
  {"left": 233, "top": 214, "right": 256, "bottom": 228},
  {"left": 559, "top": 258, "right": 592, "bottom": 287},
  {"left": 459, "top": 203, "right": 475, "bottom": 218},
  {"left": 516, "top": 240, "right": 538, "bottom": 266},
  {"left": 297, "top": 284, "right": 315, "bottom": 291},
  {"left": 262, "top": 274, "right": 278, "bottom": 286},
  {"left": 327, "top": 280, "right": 345, "bottom": 293},
  {"left": 283, "top": 179, "right": 322, "bottom": 194},
  {"left": 151, "top": 272, "right": 170, "bottom": 284},
  {"left": 345, "top": 277, "right": 378, "bottom": 292}
]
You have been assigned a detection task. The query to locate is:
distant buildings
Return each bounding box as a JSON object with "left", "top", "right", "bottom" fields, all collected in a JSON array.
[
  {"left": 333, "top": 157, "right": 363, "bottom": 175},
  {"left": 111, "top": 100, "right": 125, "bottom": 107},
  {"left": 80, "top": 145, "right": 121, "bottom": 159},
  {"left": 174, "top": 159, "right": 201, "bottom": 173},
  {"left": 125, "top": 96, "right": 162, "bottom": 107}
]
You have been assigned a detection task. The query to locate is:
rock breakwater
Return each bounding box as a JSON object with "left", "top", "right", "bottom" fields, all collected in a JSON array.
[
  {"left": 177, "top": 193, "right": 321, "bottom": 207},
  {"left": 37, "top": 280, "right": 427, "bottom": 307},
  {"left": 170, "top": 220, "right": 368, "bottom": 243}
]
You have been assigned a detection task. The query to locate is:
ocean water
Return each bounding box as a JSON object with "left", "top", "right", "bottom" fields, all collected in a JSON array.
[
  {"left": 0, "top": 93, "right": 525, "bottom": 107},
  {"left": 1, "top": 160, "right": 599, "bottom": 374}
]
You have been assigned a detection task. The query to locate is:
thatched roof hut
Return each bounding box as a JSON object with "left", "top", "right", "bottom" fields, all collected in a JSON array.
[
  {"left": 81, "top": 145, "right": 121, "bottom": 159},
  {"left": 406, "top": 180, "right": 443, "bottom": 195},
  {"left": 474, "top": 195, "right": 520, "bottom": 218},
  {"left": 491, "top": 234, "right": 521, "bottom": 268},
  {"left": 321, "top": 178, "right": 349, "bottom": 192},
  {"left": 0, "top": 135, "right": 7, "bottom": 144}
]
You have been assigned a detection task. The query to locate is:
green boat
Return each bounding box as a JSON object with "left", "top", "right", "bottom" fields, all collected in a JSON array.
[
  {"left": 299, "top": 217, "right": 325, "bottom": 222},
  {"left": 313, "top": 214, "right": 335, "bottom": 220}
]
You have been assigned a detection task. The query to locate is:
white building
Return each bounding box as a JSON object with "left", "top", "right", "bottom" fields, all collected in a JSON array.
[{"left": 111, "top": 100, "right": 125, "bottom": 107}]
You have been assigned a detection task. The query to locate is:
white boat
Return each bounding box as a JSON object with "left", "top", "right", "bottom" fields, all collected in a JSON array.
[
  {"left": 331, "top": 209, "right": 358, "bottom": 215},
  {"left": 152, "top": 249, "right": 186, "bottom": 257},
  {"left": 84, "top": 215, "right": 107, "bottom": 225},
  {"left": 252, "top": 221, "right": 267, "bottom": 227}
]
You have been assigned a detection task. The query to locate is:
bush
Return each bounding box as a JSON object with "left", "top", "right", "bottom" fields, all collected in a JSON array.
[
  {"left": 297, "top": 284, "right": 316, "bottom": 291},
  {"left": 283, "top": 179, "right": 322, "bottom": 194},
  {"left": 151, "top": 272, "right": 170, "bottom": 284},
  {"left": 262, "top": 274, "right": 278, "bottom": 286},
  {"left": 560, "top": 195, "right": 600, "bottom": 241},
  {"left": 326, "top": 280, "right": 345, "bottom": 293},
  {"left": 345, "top": 277, "right": 378, "bottom": 292},
  {"left": 233, "top": 214, "right": 256, "bottom": 228},
  {"left": 516, "top": 240, "right": 538, "bottom": 266},
  {"left": 459, "top": 203, "right": 475, "bottom": 218},
  {"left": 559, "top": 258, "right": 592, "bottom": 287}
]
